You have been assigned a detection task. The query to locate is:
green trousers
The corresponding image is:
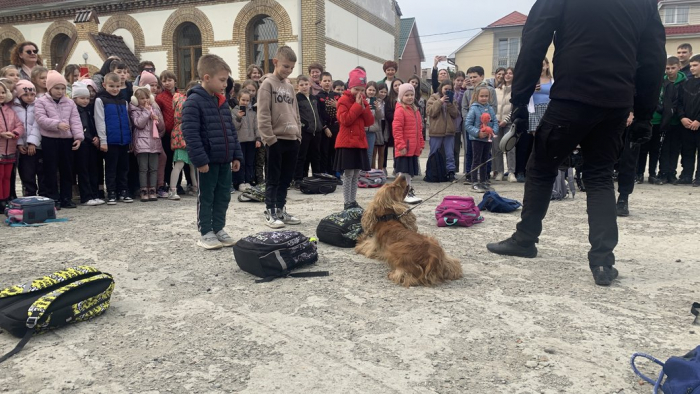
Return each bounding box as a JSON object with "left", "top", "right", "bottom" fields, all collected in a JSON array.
[{"left": 197, "top": 162, "right": 232, "bottom": 235}]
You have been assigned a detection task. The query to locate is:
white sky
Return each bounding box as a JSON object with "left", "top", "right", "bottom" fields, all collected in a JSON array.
[{"left": 397, "top": 0, "right": 538, "bottom": 68}]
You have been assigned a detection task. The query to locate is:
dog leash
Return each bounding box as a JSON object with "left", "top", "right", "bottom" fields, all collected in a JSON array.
[{"left": 398, "top": 157, "right": 495, "bottom": 218}]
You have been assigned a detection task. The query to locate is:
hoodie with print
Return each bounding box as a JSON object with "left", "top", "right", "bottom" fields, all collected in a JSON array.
[{"left": 256, "top": 73, "right": 301, "bottom": 146}]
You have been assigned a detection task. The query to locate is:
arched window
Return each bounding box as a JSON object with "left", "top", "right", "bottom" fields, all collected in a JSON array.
[
  {"left": 0, "top": 39, "right": 16, "bottom": 68},
  {"left": 175, "top": 22, "right": 202, "bottom": 88},
  {"left": 248, "top": 16, "right": 278, "bottom": 74},
  {"left": 50, "top": 33, "right": 71, "bottom": 71}
]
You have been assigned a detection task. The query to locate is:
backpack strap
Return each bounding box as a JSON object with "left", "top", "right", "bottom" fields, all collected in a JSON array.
[
  {"left": 255, "top": 271, "right": 329, "bottom": 283},
  {"left": 630, "top": 352, "right": 665, "bottom": 394}
]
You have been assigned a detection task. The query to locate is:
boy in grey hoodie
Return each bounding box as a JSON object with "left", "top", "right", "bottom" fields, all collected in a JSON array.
[{"left": 257, "top": 46, "right": 303, "bottom": 228}]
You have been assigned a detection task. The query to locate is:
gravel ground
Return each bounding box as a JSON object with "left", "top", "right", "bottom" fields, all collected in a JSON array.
[{"left": 1, "top": 157, "right": 698, "bottom": 394}]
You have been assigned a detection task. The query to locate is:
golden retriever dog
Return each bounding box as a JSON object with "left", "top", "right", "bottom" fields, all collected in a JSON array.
[{"left": 355, "top": 175, "right": 463, "bottom": 287}]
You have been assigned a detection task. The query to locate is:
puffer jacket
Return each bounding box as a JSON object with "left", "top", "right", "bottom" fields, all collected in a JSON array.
[
  {"left": 335, "top": 90, "right": 374, "bottom": 149},
  {"left": 171, "top": 92, "right": 186, "bottom": 150},
  {"left": 367, "top": 99, "right": 384, "bottom": 133},
  {"left": 0, "top": 104, "right": 24, "bottom": 159},
  {"left": 129, "top": 103, "right": 165, "bottom": 154},
  {"left": 392, "top": 103, "right": 424, "bottom": 157},
  {"left": 426, "top": 93, "right": 459, "bottom": 137},
  {"left": 465, "top": 102, "right": 499, "bottom": 142},
  {"left": 12, "top": 98, "right": 35, "bottom": 147},
  {"left": 156, "top": 89, "right": 176, "bottom": 132},
  {"left": 34, "top": 94, "right": 84, "bottom": 141},
  {"left": 182, "top": 85, "right": 243, "bottom": 168},
  {"left": 496, "top": 84, "right": 512, "bottom": 124},
  {"left": 232, "top": 104, "right": 259, "bottom": 143}
]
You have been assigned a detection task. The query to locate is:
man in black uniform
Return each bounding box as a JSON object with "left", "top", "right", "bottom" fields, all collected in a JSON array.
[{"left": 487, "top": 0, "right": 666, "bottom": 286}]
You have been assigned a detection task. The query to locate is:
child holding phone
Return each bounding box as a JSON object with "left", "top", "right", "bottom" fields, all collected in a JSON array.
[
  {"left": 365, "top": 81, "right": 383, "bottom": 164},
  {"left": 426, "top": 80, "right": 460, "bottom": 181}
]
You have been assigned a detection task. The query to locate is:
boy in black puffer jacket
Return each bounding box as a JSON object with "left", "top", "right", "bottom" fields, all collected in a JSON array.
[
  {"left": 72, "top": 82, "right": 104, "bottom": 206},
  {"left": 182, "top": 55, "right": 243, "bottom": 250},
  {"left": 293, "top": 75, "right": 323, "bottom": 187}
]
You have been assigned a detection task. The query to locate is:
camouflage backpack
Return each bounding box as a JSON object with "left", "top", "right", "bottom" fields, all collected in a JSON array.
[
  {"left": 0, "top": 266, "right": 114, "bottom": 363},
  {"left": 238, "top": 184, "right": 266, "bottom": 203},
  {"left": 316, "top": 208, "right": 364, "bottom": 248}
]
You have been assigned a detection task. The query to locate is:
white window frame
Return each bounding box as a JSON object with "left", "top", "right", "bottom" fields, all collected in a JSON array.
[{"left": 665, "top": 5, "right": 690, "bottom": 25}]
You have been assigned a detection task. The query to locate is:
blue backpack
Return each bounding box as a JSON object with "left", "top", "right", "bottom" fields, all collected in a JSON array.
[
  {"left": 631, "top": 346, "right": 700, "bottom": 394},
  {"left": 477, "top": 191, "right": 522, "bottom": 213}
]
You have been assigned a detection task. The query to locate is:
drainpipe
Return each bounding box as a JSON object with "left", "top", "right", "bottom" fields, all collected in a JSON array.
[{"left": 298, "top": 0, "right": 303, "bottom": 71}]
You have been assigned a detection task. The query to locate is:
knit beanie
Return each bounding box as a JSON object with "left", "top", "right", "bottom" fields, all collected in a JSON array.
[
  {"left": 71, "top": 82, "right": 90, "bottom": 99},
  {"left": 14, "top": 80, "right": 35, "bottom": 98},
  {"left": 347, "top": 68, "right": 367, "bottom": 89},
  {"left": 398, "top": 83, "right": 415, "bottom": 104},
  {"left": 46, "top": 70, "right": 67, "bottom": 92},
  {"left": 139, "top": 71, "right": 158, "bottom": 87}
]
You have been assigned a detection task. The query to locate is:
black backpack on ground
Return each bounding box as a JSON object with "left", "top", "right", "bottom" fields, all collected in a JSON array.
[
  {"left": 232, "top": 231, "right": 329, "bottom": 283},
  {"left": 316, "top": 208, "right": 364, "bottom": 248},
  {"left": 0, "top": 266, "right": 114, "bottom": 363},
  {"left": 300, "top": 173, "right": 338, "bottom": 194},
  {"left": 424, "top": 149, "right": 448, "bottom": 182}
]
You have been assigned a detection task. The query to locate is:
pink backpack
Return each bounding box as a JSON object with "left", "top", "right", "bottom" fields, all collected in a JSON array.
[{"left": 435, "top": 196, "right": 484, "bottom": 227}]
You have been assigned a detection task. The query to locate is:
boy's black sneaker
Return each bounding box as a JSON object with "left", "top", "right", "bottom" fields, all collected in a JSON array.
[
  {"left": 694, "top": 179, "right": 700, "bottom": 187},
  {"left": 486, "top": 237, "right": 538, "bottom": 258},
  {"left": 344, "top": 201, "right": 361, "bottom": 210},
  {"left": 653, "top": 177, "right": 665, "bottom": 185},
  {"left": 667, "top": 175, "right": 678, "bottom": 184},
  {"left": 119, "top": 191, "right": 133, "bottom": 203},
  {"left": 634, "top": 174, "right": 643, "bottom": 184},
  {"left": 61, "top": 200, "right": 77, "bottom": 209},
  {"left": 463, "top": 175, "right": 472, "bottom": 185},
  {"left": 516, "top": 173, "right": 526, "bottom": 183},
  {"left": 616, "top": 200, "right": 629, "bottom": 217},
  {"left": 591, "top": 265, "right": 618, "bottom": 286},
  {"left": 674, "top": 177, "right": 692, "bottom": 185},
  {"left": 447, "top": 171, "right": 455, "bottom": 182},
  {"left": 107, "top": 192, "right": 117, "bottom": 205},
  {"left": 648, "top": 175, "right": 657, "bottom": 184}
]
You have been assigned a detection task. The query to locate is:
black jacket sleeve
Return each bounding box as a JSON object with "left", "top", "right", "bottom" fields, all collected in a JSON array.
[
  {"left": 432, "top": 68, "right": 439, "bottom": 94},
  {"left": 632, "top": 5, "right": 667, "bottom": 121},
  {"left": 510, "top": 0, "right": 563, "bottom": 106}
]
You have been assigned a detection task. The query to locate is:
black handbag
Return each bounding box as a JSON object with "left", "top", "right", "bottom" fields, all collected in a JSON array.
[
  {"left": 300, "top": 173, "right": 338, "bottom": 194},
  {"left": 232, "top": 231, "right": 328, "bottom": 283}
]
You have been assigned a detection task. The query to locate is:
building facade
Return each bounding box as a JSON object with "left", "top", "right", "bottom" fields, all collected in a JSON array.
[
  {"left": 0, "top": 0, "right": 402, "bottom": 87},
  {"left": 659, "top": 0, "right": 700, "bottom": 56}
]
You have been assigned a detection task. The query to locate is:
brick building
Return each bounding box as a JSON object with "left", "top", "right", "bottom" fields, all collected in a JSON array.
[{"left": 0, "top": 0, "right": 403, "bottom": 87}]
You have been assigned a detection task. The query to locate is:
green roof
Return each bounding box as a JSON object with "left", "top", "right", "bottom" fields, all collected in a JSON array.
[{"left": 399, "top": 18, "right": 425, "bottom": 61}]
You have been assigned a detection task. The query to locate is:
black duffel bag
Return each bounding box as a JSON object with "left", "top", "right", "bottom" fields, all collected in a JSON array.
[
  {"left": 232, "top": 231, "right": 329, "bottom": 283},
  {"left": 316, "top": 208, "right": 364, "bottom": 248},
  {"left": 300, "top": 173, "right": 338, "bottom": 194}
]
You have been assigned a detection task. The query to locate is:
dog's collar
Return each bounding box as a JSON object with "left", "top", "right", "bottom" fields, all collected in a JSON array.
[{"left": 377, "top": 214, "right": 400, "bottom": 222}]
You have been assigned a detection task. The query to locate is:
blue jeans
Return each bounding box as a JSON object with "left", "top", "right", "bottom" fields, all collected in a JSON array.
[
  {"left": 429, "top": 135, "right": 455, "bottom": 172},
  {"left": 366, "top": 132, "right": 377, "bottom": 165}
]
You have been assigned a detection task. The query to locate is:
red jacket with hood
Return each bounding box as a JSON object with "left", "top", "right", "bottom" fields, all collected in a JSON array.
[{"left": 334, "top": 90, "right": 374, "bottom": 149}]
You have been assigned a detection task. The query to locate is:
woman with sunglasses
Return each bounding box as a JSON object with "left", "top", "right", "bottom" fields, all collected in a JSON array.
[{"left": 10, "top": 42, "right": 43, "bottom": 81}]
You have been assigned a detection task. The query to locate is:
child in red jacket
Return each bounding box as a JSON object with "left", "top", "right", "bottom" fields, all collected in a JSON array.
[
  {"left": 334, "top": 68, "right": 374, "bottom": 210},
  {"left": 392, "top": 83, "right": 424, "bottom": 204},
  {"left": 156, "top": 70, "right": 177, "bottom": 196}
]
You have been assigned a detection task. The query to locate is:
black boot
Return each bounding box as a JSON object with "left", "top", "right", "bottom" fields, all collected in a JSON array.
[
  {"left": 616, "top": 195, "right": 629, "bottom": 217},
  {"left": 486, "top": 237, "right": 538, "bottom": 258},
  {"left": 591, "top": 265, "right": 618, "bottom": 286}
]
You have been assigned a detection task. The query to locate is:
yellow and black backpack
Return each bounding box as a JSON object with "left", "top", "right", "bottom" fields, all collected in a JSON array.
[{"left": 0, "top": 266, "right": 114, "bottom": 363}]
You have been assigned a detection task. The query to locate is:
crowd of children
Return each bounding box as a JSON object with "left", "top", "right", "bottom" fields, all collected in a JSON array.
[{"left": 0, "top": 41, "right": 697, "bottom": 248}]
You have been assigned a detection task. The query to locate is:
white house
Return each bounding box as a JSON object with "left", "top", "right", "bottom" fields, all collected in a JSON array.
[{"left": 0, "top": 0, "right": 402, "bottom": 87}]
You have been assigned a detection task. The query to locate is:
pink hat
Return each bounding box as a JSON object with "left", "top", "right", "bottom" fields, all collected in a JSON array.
[
  {"left": 46, "top": 70, "right": 67, "bottom": 92},
  {"left": 348, "top": 68, "right": 367, "bottom": 89},
  {"left": 82, "top": 79, "right": 98, "bottom": 92},
  {"left": 14, "top": 80, "right": 35, "bottom": 98},
  {"left": 398, "top": 83, "right": 415, "bottom": 103},
  {"left": 139, "top": 71, "right": 158, "bottom": 87}
]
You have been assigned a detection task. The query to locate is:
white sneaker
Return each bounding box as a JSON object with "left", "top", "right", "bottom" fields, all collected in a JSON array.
[
  {"left": 168, "top": 190, "right": 180, "bottom": 200},
  {"left": 403, "top": 188, "right": 422, "bottom": 204},
  {"left": 215, "top": 229, "right": 236, "bottom": 247},
  {"left": 277, "top": 207, "right": 301, "bottom": 225},
  {"left": 94, "top": 198, "right": 106, "bottom": 205},
  {"left": 197, "top": 231, "right": 223, "bottom": 250},
  {"left": 494, "top": 173, "right": 503, "bottom": 181},
  {"left": 83, "top": 199, "right": 100, "bottom": 206},
  {"left": 508, "top": 173, "right": 517, "bottom": 183},
  {"left": 264, "top": 209, "right": 285, "bottom": 229}
]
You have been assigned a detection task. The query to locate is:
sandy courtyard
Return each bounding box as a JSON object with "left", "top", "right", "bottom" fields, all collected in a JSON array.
[{"left": 1, "top": 157, "right": 698, "bottom": 394}]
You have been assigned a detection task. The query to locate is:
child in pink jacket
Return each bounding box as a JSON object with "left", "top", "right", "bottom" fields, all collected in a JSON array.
[
  {"left": 34, "top": 70, "right": 84, "bottom": 209},
  {"left": 0, "top": 79, "right": 24, "bottom": 209},
  {"left": 129, "top": 86, "right": 165, "bottom": 202}
]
